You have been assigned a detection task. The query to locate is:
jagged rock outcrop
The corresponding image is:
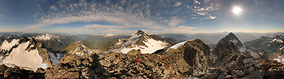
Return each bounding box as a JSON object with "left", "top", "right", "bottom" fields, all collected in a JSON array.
[
  {"left": 0, "top": 65, "right": 44, "bottom": 78},
  {"left": 45, "top": 49, "right": 191, "bottom": 78},
  {"left": 165, "top": 39, "right": 213, "bottom": 77},
  {"left": 212, "top": 42, "right": 241, "bottom": 67}
]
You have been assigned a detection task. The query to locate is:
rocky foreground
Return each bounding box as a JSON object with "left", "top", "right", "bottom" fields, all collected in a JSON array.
[{"left": 0, "top": 39, "right": 284, "bottom": 79}]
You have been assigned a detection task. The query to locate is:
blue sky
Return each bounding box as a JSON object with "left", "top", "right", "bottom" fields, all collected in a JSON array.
[{"left": 0, "top": 0, "right": 283, "bottom": 34}]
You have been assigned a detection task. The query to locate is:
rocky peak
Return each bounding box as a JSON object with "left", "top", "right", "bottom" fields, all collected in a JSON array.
[
  {"left": 218, "top": 33, "right": 246, "bottom": 52},
  {"left": 18, "top": 36, "right": 30, "bottom": 43},
  {"left": 112, "top": 30, "right": 170, "bottom": 54},
  {"left": 165, "top": 39, "right": 212, "bottom": 76},
  {"left": 135, "top": 30, "right": 145, "bottom": 35},
  {"left": 273, "top": 35, "right": 284, "bottom": 39},
  {"left": 220, "top": 33, "right": 240, "bottom": 43}
]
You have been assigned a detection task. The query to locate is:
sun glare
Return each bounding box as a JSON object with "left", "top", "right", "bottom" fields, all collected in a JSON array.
[{"left": 233, "top": 7, "right": 242, "bottom": 14}]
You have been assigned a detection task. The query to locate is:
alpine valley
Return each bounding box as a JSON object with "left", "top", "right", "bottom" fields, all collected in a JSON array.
[{"left": 0, "top": 30, "right": 284, "bottom": 79}]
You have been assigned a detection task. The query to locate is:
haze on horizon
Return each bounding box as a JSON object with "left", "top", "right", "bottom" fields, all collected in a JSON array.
[{"left": 0, "top": 0, "right": 283, "bottom": 34}]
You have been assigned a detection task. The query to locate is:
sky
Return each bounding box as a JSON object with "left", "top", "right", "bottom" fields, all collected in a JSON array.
[{"left": 0, "top": 0, "right": 283, "bottom": 34}]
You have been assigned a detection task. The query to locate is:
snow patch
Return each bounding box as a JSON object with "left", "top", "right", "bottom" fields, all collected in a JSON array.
[
  {"left": 0, "top": 39, "right": 20, "bottom": 51},
  {"left": 274, "top": 55, "right": 284, "bottom": 64},
  {"left": 76, "top": 52, "right": 84, "bottom": 56},
  {"left": 120, "top": 38, "right": 169, "bottom": 54},
  {"left": 270, "top": 39, "right": 283, "bottom": 43},
  {"left": 104, "top": 34, "right": 116, "bottom": 37},
  {"left": 238, "top": 47, "right": 246, "bottom": 53},
  {"left": 48, "top": 51, "right": 64, "bottom": 65},
  {"left": 229, "top": 39, "right": 238, "bottom": 44},
  {"left": 41, "top": 63, "right": 48, "bottom": 69},
  {"left": 166, "top": 41, "right": 187, "bottom": 52}
]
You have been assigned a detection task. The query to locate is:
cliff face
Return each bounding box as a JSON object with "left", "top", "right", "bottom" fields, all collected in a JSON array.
[{"left": 212, "top": 42, "right": 241, "bottom": 67}]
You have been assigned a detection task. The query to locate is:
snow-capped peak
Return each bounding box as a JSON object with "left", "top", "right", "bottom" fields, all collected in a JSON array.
[
  {"left": 34, "top": 33, "right": 60, "bottom": 41},
  {"left": 104, "top": 34, "right": 116, "bottom": 37}
]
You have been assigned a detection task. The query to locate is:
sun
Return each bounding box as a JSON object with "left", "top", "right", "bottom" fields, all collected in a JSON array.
[{"left": 233, "top": 7, "right": 242, "bottom": 14}]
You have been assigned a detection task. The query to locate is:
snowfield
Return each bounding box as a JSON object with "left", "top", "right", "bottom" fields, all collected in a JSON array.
[
  {"left": 118, "top": 34, "right": 141, "bottom": 49},
  {"left": 274, "top": 55, "right": 284, "bottom": 64},
  {"left": 48, "top": 51, "right": 64, "bottom": 65},
  {"left": 2, "top": 41, "right": 46, "bottom": 72},
  {"left": 120, "top": 38, "right": 169, "bottom": 54}
]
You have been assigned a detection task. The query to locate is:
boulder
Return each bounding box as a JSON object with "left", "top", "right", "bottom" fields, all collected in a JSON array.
[
  {"left": 243, "top": 58, "right": 254, "bottom": 64},
  {"left": 232, "top": 70, "right": 245, "bottom": 77}
]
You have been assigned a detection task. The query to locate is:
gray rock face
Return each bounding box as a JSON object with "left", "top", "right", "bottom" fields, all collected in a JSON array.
[{"left": 243, "top": 58, "right": 255, "bottom": 64}]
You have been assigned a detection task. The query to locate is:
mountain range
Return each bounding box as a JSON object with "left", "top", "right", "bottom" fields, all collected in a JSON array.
[{"left": 0, "top": 30, "right": 283, "bottom": 78}]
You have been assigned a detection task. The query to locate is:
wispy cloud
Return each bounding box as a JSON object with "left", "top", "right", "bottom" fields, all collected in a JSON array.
[
  {"left": 28, "top": 0, "right": 162, "bottom": 29},
  {"left": 191, "top": 1, "right": 221, "bottom": 19},
  {"left": 27, "top": 0, "right": 222, "bottom": 34}
]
